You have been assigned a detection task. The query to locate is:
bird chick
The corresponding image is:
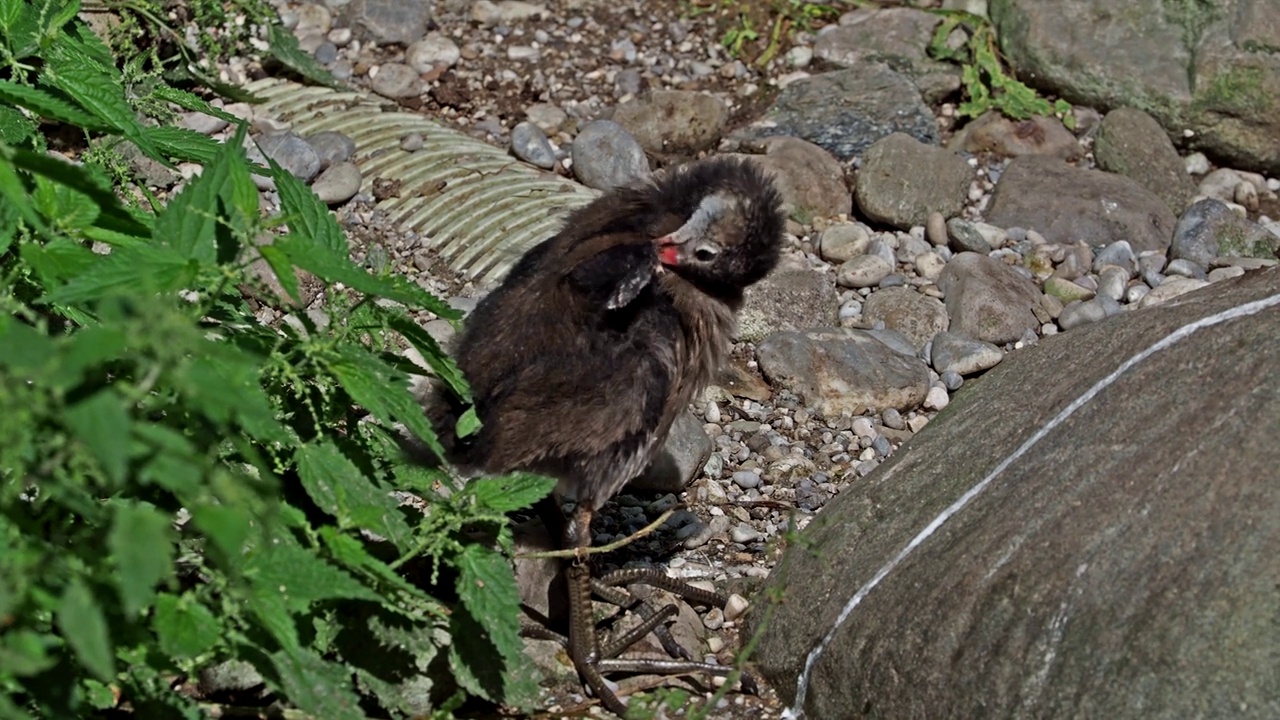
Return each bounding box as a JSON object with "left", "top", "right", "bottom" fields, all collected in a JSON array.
[{"left": 431, "top": 156, "right": 784, "bottom": 714}]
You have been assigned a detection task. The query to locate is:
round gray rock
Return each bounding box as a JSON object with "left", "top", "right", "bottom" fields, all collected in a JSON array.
[
  {"left": 861, "top": 287, "right": 949, "bottom": 350},
  {"left": 855, "top": 133, "right": 973, "bottom": 229},
  {"left": 612, "top": 90, "right": 729, "bottom": 155},
  {"left": 732, "top": 137, "right": 852, "bottom": 220},
  {"left": 757, "top": 328, "right": 931, "bottom": 417},
  {"left": 1093, "top": 107, "right": 1193, "bottom": 214},
  {"left": 937, "top": 252, "right": 1044, "bottom": 345},
  {"left": 739, "top": 269, "right": 840, "bottom": 343},
  {"left": 1170, "top": 198, "right": 1280, "bottom": 267},
  {"left": 571, "top": 120, "right": 650, "bottom": 191}
]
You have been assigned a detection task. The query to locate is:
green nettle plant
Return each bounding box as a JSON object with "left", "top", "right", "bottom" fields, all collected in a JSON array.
[
  {"left": 0, "top": 1, "right": 555, "bottom": 717},
  {"left": 928, "top": 10, "right": 1074, "bottom": 126}
]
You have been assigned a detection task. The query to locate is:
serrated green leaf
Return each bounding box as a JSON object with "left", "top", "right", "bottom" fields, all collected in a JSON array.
[
  {"left": 330, "top": 346, "right": 447, "bottom": 461},
  {"left": 149, "top": 85, "right": 242, "bottom": 125},
  {"left": 0, "top": 80, "right": 110, "bottom": 131},
  {"left": 8, "top": 147, "right": 151, "bottom": 238},
  {"left": 256, "top": 244, "right": 301, "bottom": 304},
  {"left": 266, "top": 24, "right": 342, "bottom": 89},
  {"left": 454, "top": 543, "right": 521, "bottom": 690},
  {"left": 461, "top": 473, "right": 555, "bottom": 514},
  {"left": 0, "top": 103, "right": 39, "bottom": 148},
  {"left": 270, "top": 154, "right": 346, "bottom": 253},
  {"left": 378, "top": 309, "right": 469, "bottom": 396},
  {"left": 140, "top": 125, "right": 220, "bottom": 165},
  {"left": 455, "top": 406, "right": 481, "bottom": 438},
  {"left": 0, "top": 629, "right": 58, "bottom": 677},
  {"left": 153, "top": 592, "right": 221, "bottom": 658},
  {"left": 109, "top": 502, "right": 174, "bottom": 615},
  {"left": 447, "top": 609, "right": 504, "bottom": 703},
  {"left": 40, "top": 243, "right": 195, "bottom": 305},
  {"left": 247, "top": 542, "right": 382, "bottom": 613},
  {"left": 154, "top": 148, "right": 226, "bottom": 264},
  {"left": 61, "top": 389, "right": 129, "bottom": 484},
  {"left": 17, "top": 239, "right": 95, "bottom": 289},
  {"left": 50, "top": 324, "right": 126, "bottom": 390},
  {"left": 295, "top": 441, "right": 413, "bottom": 548},
  {"left": 268, "top": 647, "right": 364, "bottom": 720},
  {"left": 56, "top": 579, "right": 115, "bottom": 681},
  {"left": 44, "top": 41, "right": 165, "bottom": 163},
  {"left": 190, "top": 504, "right": 250, "bottom": 562},
  {"left": 0, "top": 0, "right": 22, "bottom": 35},
  {"left": 44, "top": 0, "right": 79, "bottom": 33}
]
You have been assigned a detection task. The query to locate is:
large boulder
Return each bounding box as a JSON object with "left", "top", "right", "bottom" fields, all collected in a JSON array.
[
  {"left": 749, "top": 266, "right": 1280, "bottom": 719},
  {"left": 991, "top": 0, "right": 1280, "bottom": 174}
]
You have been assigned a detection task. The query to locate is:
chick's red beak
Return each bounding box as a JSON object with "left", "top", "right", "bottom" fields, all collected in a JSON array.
[{"left": 657, "top": 235, "right": 680, "bottom": 266}]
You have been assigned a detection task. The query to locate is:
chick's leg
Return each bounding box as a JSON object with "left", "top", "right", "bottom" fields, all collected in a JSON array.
[{"left": 564, "top": 503, "right": 629, "bottom": 716}]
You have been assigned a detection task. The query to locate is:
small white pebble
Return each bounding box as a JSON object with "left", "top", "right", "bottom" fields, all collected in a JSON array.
[
  {"left": 923, "top": 385, "right": 950, "bottom": 411},
  {"left": 705, "top": 401, "right": 721, "bottom": 424},
  {"left": 703, "top": 607, "right": 725, "bottom": 630},
  {"left": 906, "top": 415, "right": 930, "bottom": 433}
]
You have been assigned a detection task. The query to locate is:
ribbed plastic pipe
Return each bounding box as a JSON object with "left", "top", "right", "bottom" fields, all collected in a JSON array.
[{"left": 242, "top": 78, "right": 599, "bottom": 287}]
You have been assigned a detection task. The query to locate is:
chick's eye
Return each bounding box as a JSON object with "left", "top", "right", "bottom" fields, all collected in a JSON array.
[{"left": 694, "top": 246, "right": 718, "bottom": 262}]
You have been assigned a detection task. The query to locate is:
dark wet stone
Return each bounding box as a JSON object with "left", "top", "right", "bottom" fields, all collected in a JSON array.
[{"left": 735, "top": 64, "right": 937, "bottom": 161}]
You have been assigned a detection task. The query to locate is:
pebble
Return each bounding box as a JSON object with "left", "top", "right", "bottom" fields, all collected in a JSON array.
[
  {"left": 881, "top": 408, "right": 905, "bottom": 430},
  {"left": 819, "top": 222, "right": 871, "bottom": 263},
  {"left": 509, "top": 121, "right": 557, "bottom": 169},
  {"left": 406, "top": 34, "right": 461, "bottom": 71},
  {"left": 837, "top": 255, "right": 892, "bottom": 288},
  {"left": 731, "top": 470, "right": 761, "bottom": 489},
  {"left": 369, "top": 62, "right": 421, "bottom": 98},
  {"left": 940, "top": 370, "right": 963, "bottom": 391},
  {"left": 731, "top": 523, "right": 762, "bottom": 544},
  {"left": 255, "top": 132, "right": 321, "bottom": 182},
  {"left": 947, "top": 218, "right": 992, "bottom": 254},
  {"left": 1092, "top": 240, "right": 1137, "bottom": 275},
  {"left": 1166, "top": 258, "right": 1207, "bottom": 280},
  {"left": 310, "top": 161, "right": 362, "bottom": 204},
  {"left": 723, "top": 593, "right": 750, "bottom": 621},
  {"left": 570, "top": 120, "right": 649, "bottom": 191},
  {"left": 925, "top": 212, "right": 948, "bottom": 247},
  {"left": 1058, "top": 299, "right": 1109, "bottom": 329},
  {"left": 851, "top": 417, "right": 876, "bottom": 439},
  {"left": 871, "top": 435, "right": 892, "bottom": 458},
  {"left": 306, "top": 131, "right": 356, "bottom": 169},
  {"left": 923, "top": 385, "right": 949, "bottom": 411}
]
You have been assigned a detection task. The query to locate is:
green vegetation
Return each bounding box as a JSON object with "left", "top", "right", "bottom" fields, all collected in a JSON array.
[
  {"left": 928, "top": 10, "right": 1074, "bottom": 126},
  {"left": 685, "top": 0, "right": 844, "bottom": 66},
  {"left": 0, "top": 0, "right": 555, "bottom": 717}
]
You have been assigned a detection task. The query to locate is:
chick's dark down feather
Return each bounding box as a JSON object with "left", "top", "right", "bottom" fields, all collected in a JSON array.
[{"left": 438, "top": 157, "right": 784, "bottom": 510}]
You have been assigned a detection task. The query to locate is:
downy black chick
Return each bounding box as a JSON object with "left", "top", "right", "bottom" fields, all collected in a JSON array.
[{"left": 433, "top": 156, "right": 785, "bottom": 714}]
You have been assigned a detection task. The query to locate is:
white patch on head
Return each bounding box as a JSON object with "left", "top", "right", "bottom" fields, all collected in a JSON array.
[{"left": 672, "top": 192, "right": 738, "bottom": 244}]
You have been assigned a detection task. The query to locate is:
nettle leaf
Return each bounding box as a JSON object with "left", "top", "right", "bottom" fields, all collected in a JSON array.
[
  {"left": 454, "top": 543, "right": 522, "bottom": 684},
  {"left": 460, "top": 473, "right": 555, "bottom": 514},
  {"left": 43, "top": 43, "right": 164, "bottom": 162},
  {"left": 152, "top": 592, "right": 221, "bottom": 658},
  {"left": 330, "top": 346, "right": 447, "bottom": 461},
  {"left": 8, "top": 147, "right": 151, "bottom": 238},
  {"left": 269, "top": 647, "right": 364, "bottom": 720},
  {"left": 19, "top": 238, "right": 97, "bottom": 288},
  {"left": 247, "top": 542, "right": 381, "bottom": 613},
  {"left": 149, "top": 85, "right": 242, "bottom": 125},
  {"left": 379, "top": 309, "right": 468, "bottom": 396},
  {"left": 190, "top": 504, "right": 251, "bottom": 563},
  {"left": 108, "top": 502, "right": 174, "bottom": 615},
  {"left": 40, "top": 243, "right": 195, "bottom": 305},
  {"left": 270, "top": 153, "right": 345, "bottom": 253},
  {"left": 256, "top": 244, "right": 301, "bottom": 304},
  {"left": 154, "top": 138, "right": 231, "bottom": 264},
  {"left": 56, "top": 579, "right": 116, "bottom": 682},
  {"left": 61, "top": 388, "right": 130, "bottom": 484},
  {"left": 140, "top": 126, "right": 220, "bottom": 165},
  {"left": 455, "top": 406, "right": 481, "bottom": 439},
  {"left": 0, "top": 80, "right": 110, "bottom": 131},
  {"left": 266, "top": 24, "right": 343, "bottom": 89},
  {"left": 295, "top": 441, "right": 413, "bottom": 548},
  {"left": 0, "top": 103, "right": 40, "bottom": 148}
]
